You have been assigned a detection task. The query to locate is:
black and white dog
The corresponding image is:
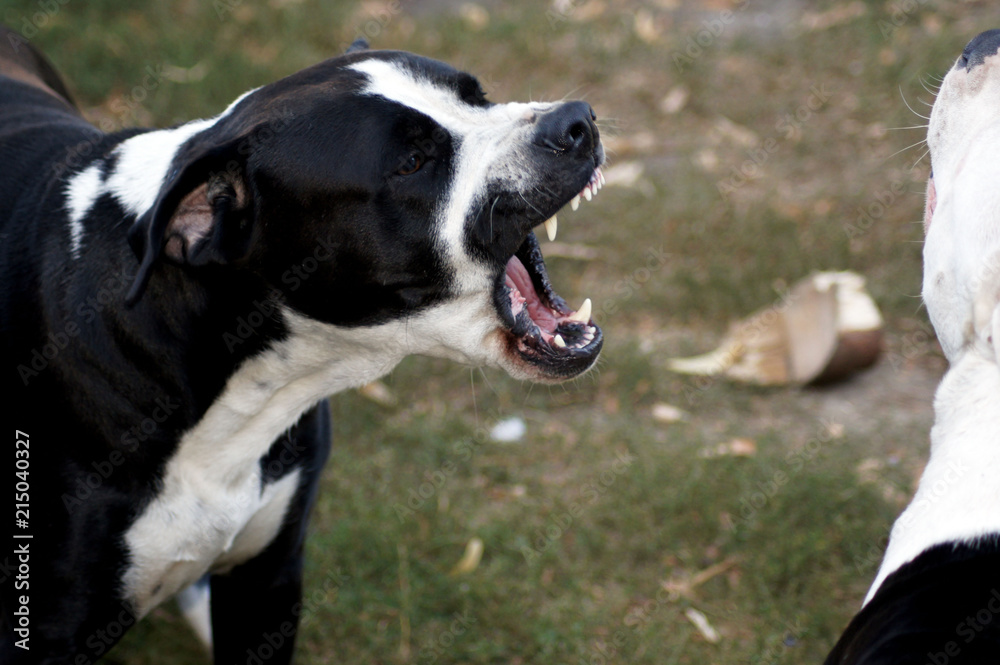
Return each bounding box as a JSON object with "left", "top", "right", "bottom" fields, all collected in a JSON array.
[
  {"left": 0, "top": 28, "right": 604, "bottom": 664},
  {"left": 825, "top": 30, "right": 1000, "bottom": 664}
]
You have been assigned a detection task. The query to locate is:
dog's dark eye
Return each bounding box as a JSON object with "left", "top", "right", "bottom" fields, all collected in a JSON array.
[{"left": 397, "top": 153, "right": 423, "bottom": 176}]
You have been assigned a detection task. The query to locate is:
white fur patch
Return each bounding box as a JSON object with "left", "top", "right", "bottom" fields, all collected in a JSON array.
[
  {"left": 866, "top": 41, "right": 1000, "bottom": 604},
  {"left": 105, "top": 119, "right": 219, "bottom": 218},
  {"left": 865, "top": 348, "right": 1000, "bottom": 602},
  {"left": 349, "top": 58, "right": 554, "bottom": 295},
  {"left": 64, "top": 163, "right": 104, "bottom": 259},
  {"left": 122, "top": 298, "right": 515, "bottom": 617},
  {"left": 923, "top": 50, "right": 1000, "bottom": 361},
  {"left": 104, "top": 89, "right": 257, "bottom": 220}
]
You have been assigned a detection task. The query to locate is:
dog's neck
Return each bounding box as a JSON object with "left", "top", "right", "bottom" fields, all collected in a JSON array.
[
  {"left": 168, "top": 309, "right": 409, "bottom": 484},
  {"left": 170, "top": 293, "right": 500, "bottom": 485},
  {"left": 865, "top": 343, "right": 1000, "bottom": 603}
]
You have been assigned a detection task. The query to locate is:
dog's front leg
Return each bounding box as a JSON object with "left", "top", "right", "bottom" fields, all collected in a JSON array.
[
  {"left": 208, "top": 403, "right": 332, "bottom": 665},
  {"left": 210, "top": 545, "right": 305, "bottom": 665}
]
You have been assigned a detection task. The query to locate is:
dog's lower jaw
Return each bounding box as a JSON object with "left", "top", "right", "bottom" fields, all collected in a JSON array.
[{"left": 864, "top": 347, "right": 1000, "bottom": 604}]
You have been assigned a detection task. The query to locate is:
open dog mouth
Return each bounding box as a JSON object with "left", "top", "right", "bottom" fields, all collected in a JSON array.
[{"left": 495, "top": 167, "right": 605, "bottom": 378}]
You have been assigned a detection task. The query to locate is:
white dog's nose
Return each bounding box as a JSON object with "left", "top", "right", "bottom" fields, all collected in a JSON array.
[{"left": 957, "top": 29, "right": 1000, "bottom": 72}]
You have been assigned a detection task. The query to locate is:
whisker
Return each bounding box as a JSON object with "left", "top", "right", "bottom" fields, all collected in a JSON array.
[
  {"left": 899, "top": 85, "right": 931, "bottom": 120},
  {"left": 887, "top": 137, "right": 928, "bottom": 160},
  {"left": 559, "top": 85, "right": 587, "bottom": 102},
  {"left": 489, "top": 196, "right": 501, "bottom": 239},
  {"left": 476, "top": 367, "right": 501, "bottom": 398},
  {"left": 918, "top": 75, "right": 941, "bottom": 94},
  {"left": 909, "top": 147, "right": 931, "bottom": 170},
  {"left": 518, "top": 190, "right": 545, "bottom": 218}
]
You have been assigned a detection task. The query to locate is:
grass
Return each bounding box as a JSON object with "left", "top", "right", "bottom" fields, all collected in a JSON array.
[{"left": 2, "top": 0, "right": 986, "bottom": 662}]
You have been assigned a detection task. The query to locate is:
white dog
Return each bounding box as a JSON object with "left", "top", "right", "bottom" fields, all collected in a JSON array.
[{"left": 825, "top": 29, "right": 1000, "bottom": 664}]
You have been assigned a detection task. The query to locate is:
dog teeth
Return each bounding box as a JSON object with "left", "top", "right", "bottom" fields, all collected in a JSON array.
[
  {"left": 567, "top": 169, "right": 603, "bottom": 212},
  {"left": 569, "top": 298, "right": 592, "bottom": 324},
  {"left": 553, "top": 334, "right": 567, "bottom": 348},
  {"left": 544, "top": 215, "right": 558, "bottom": 242}
]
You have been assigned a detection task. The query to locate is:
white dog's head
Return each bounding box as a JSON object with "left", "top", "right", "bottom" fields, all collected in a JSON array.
[{"left": 923, "top": 29, "right": 1000, "bottom": 362}]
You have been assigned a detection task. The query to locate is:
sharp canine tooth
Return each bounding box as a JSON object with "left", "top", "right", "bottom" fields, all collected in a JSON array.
[
  {"left": 571, "top": 195, "right": 580, "bottom": 211},
  {"left": 554, "top": 334, "right": 567, "bottom": 348},
  {"left": 571, "top": 298, "right": 592, "bottom": 323},
  {"left": 544, "top": 215, "right": 558, "bottom": 242},
  {"left": 583, "top": 187, "right": 593, "bottom": 202}
]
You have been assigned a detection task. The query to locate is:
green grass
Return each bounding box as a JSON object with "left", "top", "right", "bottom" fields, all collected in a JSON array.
[{"left": 2, "top": 0, "right": 979, "bottom": 662}]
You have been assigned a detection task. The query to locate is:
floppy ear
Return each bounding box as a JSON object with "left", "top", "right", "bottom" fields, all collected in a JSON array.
[
  {"left": 125, "top": 140, "right": 254, "bottom": 307},
  {"left": 345, "top": 38, "right": 370, "bottom": 54}
]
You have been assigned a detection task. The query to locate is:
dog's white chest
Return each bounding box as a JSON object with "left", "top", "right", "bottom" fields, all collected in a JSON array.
[
  {"left": 119, "top": 311, "right": 413, "bottom": 617},
  {"left": 122, "top": 455, "right": 301, "bottom": 618}
]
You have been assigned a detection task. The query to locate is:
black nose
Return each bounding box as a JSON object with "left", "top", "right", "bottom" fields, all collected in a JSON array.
[
  {"left": 958, "top": 29, "right": 1000, "bottom": 72},
  {"left": 534, "top": 101, "right": 599, "bottom": 156}
]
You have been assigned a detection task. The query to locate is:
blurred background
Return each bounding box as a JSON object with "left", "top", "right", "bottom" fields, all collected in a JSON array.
[{"left": 1, "top": 0, "right": 991, "bottom": 662}]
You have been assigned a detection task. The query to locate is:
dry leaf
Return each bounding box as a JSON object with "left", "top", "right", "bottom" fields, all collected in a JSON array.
[
  {"left": 684, "top": 607, "right": 721, "bottom": 643},
  {"left": 450, "top": 537, "right": 484, "bottom": 576}
]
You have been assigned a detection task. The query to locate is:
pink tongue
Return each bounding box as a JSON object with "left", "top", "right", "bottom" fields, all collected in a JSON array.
[{"left": 505, "top": 256, "right": 560, "bottom": 334}]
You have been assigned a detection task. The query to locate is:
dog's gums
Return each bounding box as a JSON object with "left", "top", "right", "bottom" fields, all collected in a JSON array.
[{"left": 498, "top": 165, "right": 604, "bottom": 372}]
